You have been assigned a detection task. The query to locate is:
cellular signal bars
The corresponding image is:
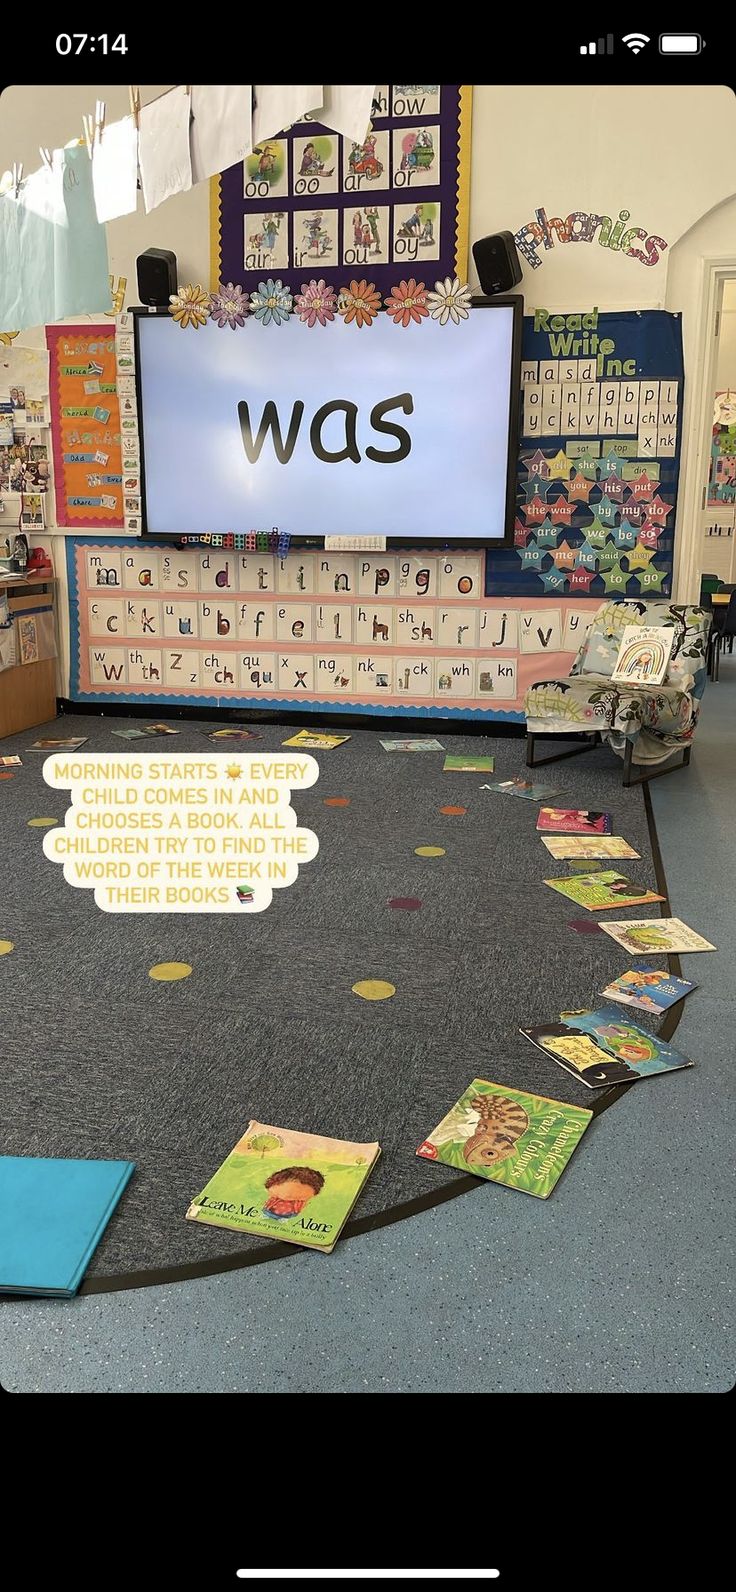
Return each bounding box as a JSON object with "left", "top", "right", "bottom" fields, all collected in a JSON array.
[{"left": 580, "top": 35, "right": 614, "bottom": 54}]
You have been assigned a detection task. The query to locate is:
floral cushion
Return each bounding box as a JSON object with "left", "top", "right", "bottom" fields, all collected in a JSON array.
[{"left": 525, "top": 600, "right": 711, "bottom": 766}]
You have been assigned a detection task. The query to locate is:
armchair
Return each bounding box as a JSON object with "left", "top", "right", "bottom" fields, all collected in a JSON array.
[{"left": 524, "top": 600, "right": 711, "bottom": 787}]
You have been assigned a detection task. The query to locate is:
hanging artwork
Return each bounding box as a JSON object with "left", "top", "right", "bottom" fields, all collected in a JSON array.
[
  {"left": 707, "top": 390, "right": 736, "bottom": 505},
  {"left": 211, "top": 86, "right": 472, "bottom": 306},
  {"left": 487, "top": 308, "right": 683, "bottom": 599}
]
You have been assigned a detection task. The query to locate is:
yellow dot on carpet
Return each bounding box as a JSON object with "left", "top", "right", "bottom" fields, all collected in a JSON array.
[
  {"left": 28, "top": 817, "right": 59, "bottom": 827},
  {"left": 0, "top": 939, "right": 14, "bottom": 956},
  {"left": 149, "top": 961, "right": 192, "bottom": 982},
  {"left": 414, "top": 845, "right": 446, "bottom": 858},
  {"left": 352, "top": 979, "right": 395, "bottom": 1001}
]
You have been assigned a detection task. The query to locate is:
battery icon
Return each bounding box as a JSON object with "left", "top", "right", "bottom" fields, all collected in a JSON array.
[{"left": 659, "top": 33, "right": 703, "bottom": 53}]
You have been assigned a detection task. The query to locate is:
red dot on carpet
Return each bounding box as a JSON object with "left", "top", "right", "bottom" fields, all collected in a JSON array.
[{"left": 388, "top": 896, "right": 422, "bottom": 911}]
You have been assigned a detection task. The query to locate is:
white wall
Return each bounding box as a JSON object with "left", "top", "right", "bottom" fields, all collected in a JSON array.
[{"left": 716, "top": 277, "right": 736, "bottom": 391}]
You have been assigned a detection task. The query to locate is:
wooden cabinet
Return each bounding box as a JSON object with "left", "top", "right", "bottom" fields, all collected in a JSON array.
[{"left": 0, "top": 576, "right": 57, "bottom": 738}]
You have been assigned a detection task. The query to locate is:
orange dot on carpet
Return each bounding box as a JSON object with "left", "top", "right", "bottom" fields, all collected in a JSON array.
[
  {"left": 0, "top": 771, "right": 15, "bottom": 780},
  {"left": 414, "top": 845, "right": 445, "bottom": 858},
  {"left": 28, "top": 817, "right": 59, "bottom": 827},
  {"left": 352, "top": 979, "right": 395, "bottom": 1001},
  {"left": 0, "top": 939, "right": 14, "bottom": 956},
  {"left": 440, "top": 805, "right": 466, "bottom": 816},
  {"left": 149, "top": 961, "right": 192, "bottom": 982},
  {"left": 323, "top": 796, "right": 351, "bottom": 806}
]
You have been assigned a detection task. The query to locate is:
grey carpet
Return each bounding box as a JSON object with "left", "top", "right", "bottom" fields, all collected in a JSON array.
[{"left": 0, "top": 713, "right": 670, "bottom": 1280}]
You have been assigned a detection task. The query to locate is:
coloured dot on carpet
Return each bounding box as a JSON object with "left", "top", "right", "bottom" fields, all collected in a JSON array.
[
  {"left": 28, "top": 817, "right": 59, "bottom": 827},
  {"left": 0, "top": 771, "right": 15, "bottom": 780},
  {"left": 323, "top": 797, "right": 350, "bottom": 806},
  {"left": 414, "top": 845, "right": 445, "bottom": 858},
  {"left": 388, "top": 897, "right": 422, "bottom": 911},
  {"left": 149, "top": 961, "right": 193, "bottom": 982},
  {"left": 352, "top": 979, "right": 396, "bottom": 1001},
  {"left": 439, "top": 805, "right": 466, "bottom": 816},
  {"left": 0, "top": 939, "right": 14, "bottom": 955}
]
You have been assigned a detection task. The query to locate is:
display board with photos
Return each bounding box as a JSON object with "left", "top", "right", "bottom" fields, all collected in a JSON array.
[{"left": 212, "top": 86, "right": 472, "bottom": 301}]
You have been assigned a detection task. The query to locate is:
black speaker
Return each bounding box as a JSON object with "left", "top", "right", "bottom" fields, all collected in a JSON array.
[
  {"left": 136, "top": 248, "right": 178, "bottom": 307},
  {"left": 472, "top": 231, "right": 523, "bottom": 295}
]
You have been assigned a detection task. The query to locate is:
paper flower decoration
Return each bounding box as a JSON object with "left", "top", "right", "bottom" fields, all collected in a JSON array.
[
  {"left": 209, "top": 283, "right": 249, "bottom": 329},
  {"left": 426, "top": 277, "right": 472, "bottom": 325},
  {"left": 384, "top": 279, "right": 428, "bottom": 326},
  {"left": 0, "top": 330, "right": 20, "bottom": 346},
  {"left": 169, "top": 284, "right": 211, "bottom": 329},
  {"left": 336, "top": 279, "right": 380, "bottom": 328},
  {"left": 249, "top": 279, "right": 293, "bottom": 326},
  {"left": 294, "top": 279, "right": 337, "bottom": 327}
]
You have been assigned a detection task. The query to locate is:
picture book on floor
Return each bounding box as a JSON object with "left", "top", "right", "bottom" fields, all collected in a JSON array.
[
  {"left": 204, "top": 727, "right": 261, "bottom": 741},
  {"left": 536, "top": 807, "right": 612, "bottom": 834},
  {"left": 416, "top": 1079, "right": 592, "bottom": 1199},
  {"left": 0, "top": 1155, "right": 135, "bottom": 1297},
  {"left": 481, "top": 777, "right": 566, "bottom": 801},
  {"left": 442, "top": 754, "right": 495, "bottom": 773},
  {"left": 281, "top": 730, "right": 351, "bottom": 749},
  {"left": 111, "top": 726, "right": 155, "bottom": 739},
  {"left": 544, "top": 870, "right": 665, "bottom": 912},
  {"left": 143, "top": 723, "right": 179, "bottom": 736},
  {"left": 598, "top": 917, "right": 716, "bottom": 954},
  {"left": 186, "top": 1122, "right": 380, "bottom": 1253},
  {"left": 0, "top": 755, "right": 21, "bottom": 765},
  {"left": 611, "top": 625, "right": 674, "bottom": 687},
  {"left": 29, "top": 737, "right": 87, "bottom": 750},
  {"left": 379, "top": 738, "right": 445, "bottom": 751},
  {"left": 600, "top": 963, "right": 696, "bottom": 1013},
  {"left": 521, "top": 1008, "right": 694, "bottom": 1088},
  {"left": 541, "top": 835, "right": 641, "bottom": 861}
]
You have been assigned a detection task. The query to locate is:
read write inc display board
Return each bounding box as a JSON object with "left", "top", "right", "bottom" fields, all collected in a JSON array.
[
  {"left": 67, "top": 539, "right": 600, "bottom": 722},
  {"left": 212, "top": 85, "right": 472, "bottom": 304},
  {"left": 135, "top": 301, "right": 520, "bottom": 542},
  {"left": 487, "top": 309, "right": 683, "bottom": 599}
]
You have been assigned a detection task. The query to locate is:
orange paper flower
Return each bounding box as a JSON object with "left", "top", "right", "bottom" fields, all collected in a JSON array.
[
  {"left": 338, "top": 279, "right": 382, "bottom": 328},
  {"left": 384, "top": 279, "right": 429, "bottom": 326}
]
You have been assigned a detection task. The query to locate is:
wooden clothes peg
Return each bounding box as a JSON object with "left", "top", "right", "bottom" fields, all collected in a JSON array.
[{"left": 129, "top": 85, "right": 141, "bottom": 129}]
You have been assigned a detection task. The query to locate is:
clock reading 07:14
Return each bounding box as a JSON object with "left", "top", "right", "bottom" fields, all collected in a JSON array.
[{"left": 56, "top": 33, "right": 128, "bottom": 53}]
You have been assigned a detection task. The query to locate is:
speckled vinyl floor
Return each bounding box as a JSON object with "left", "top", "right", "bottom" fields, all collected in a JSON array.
[{"left": 2, "top": 670, "right": 735, "bottom": 1393}]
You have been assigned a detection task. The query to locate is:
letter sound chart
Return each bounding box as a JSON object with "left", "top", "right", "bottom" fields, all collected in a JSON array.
[{"left": 212, "top": 86, "right": 472, "bottom": 302}]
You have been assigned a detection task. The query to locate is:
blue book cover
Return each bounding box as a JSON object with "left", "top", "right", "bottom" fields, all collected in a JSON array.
[
  {"left": 600, "top": 962, "right": 696, "bottom": 1014},
  {"left": 0, "top": 1156, "right": 135, "bottom": 1296},
  {"left": 522, "top": 1007, "right": 694, "bottom": 1088}
]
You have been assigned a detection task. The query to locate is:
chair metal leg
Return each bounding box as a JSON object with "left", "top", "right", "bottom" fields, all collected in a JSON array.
[
  {"left": 526, "top": 730, "right": 600, "bottom": 768},
  {"left": 622, "top": 739, "right": 692, "bottom": 787}
]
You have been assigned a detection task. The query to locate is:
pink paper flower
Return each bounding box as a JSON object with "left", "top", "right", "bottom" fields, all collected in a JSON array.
[
  {"left": 294, "top": 279, "right": 337, "bottom": 327},
  {"left": 209, "top": 283, "right": 248, "bottom": 329}
]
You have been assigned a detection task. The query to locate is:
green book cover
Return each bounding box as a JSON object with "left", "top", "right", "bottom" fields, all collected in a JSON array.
[
  {"left": 417, "top": 1079, "right": 592, "bottom": 1199},
  {"left": 442, "top": 754, "right": 495, "bottom": 772},
  {"left": 543, "top": 869, "right": 665, "bottom": 912},
  {"left": 186, "top": 1122, "right": 380, "bottom": 1253}
]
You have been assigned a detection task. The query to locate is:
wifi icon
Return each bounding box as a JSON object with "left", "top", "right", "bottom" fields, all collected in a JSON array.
[{"left": 623, "top": 32, "right": 650, "bottom": 52}]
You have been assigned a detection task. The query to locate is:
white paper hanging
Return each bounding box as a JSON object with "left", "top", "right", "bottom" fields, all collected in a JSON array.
[
  {"left": 190, "top": 86, "right": 253, "bottom": 183},
  {"left": 315, "top": 85, "right": 375, "bottom": 144},
  {"left": 138, "top": 86, "right": 192, "bottom": 214},
  {"left": 252, "top": 85, "right": 322, "bottom": 145},
  {"left": 91, "top": 115, "right": 139, "bottom": 224}
]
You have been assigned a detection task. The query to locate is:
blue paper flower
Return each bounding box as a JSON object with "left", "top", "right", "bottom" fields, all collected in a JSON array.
[{"left": 249, "top": 279, "right": 293, "bottom": 326}]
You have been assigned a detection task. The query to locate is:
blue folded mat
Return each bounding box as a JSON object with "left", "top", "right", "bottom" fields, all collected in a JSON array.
[{"left": 0, "top": 1156, "right": 135, "bottom": 1296}]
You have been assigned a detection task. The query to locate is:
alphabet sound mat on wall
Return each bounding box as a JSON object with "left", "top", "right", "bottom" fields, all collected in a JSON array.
[{"left": 66, "top": 539, "right": 600, "bottom": 722}]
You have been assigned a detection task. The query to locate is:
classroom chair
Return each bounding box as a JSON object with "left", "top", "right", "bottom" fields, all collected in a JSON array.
[{"left": 524, "top": 600, "right": 712, "bottom": 786}]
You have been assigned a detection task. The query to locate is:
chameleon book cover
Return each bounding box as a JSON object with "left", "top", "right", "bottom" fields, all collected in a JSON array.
[
  {"left": 543, "top": 869, "right": 665, "bottom": 911},
  {"left": 186, "top": 1121, "right": 380, "bottom": 1253},
  {"left": 416, "top": 1079, "right": 592, "bottom": 1199}
]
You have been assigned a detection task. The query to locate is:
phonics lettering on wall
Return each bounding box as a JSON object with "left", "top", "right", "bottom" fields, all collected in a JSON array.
[{"left": 67, "top": 540, "right": 601, "bottom": 721}]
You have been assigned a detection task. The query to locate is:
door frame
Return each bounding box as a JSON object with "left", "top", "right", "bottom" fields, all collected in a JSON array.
[{"left": 673, "top": 254, "right": 736, "bottom": 603}]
